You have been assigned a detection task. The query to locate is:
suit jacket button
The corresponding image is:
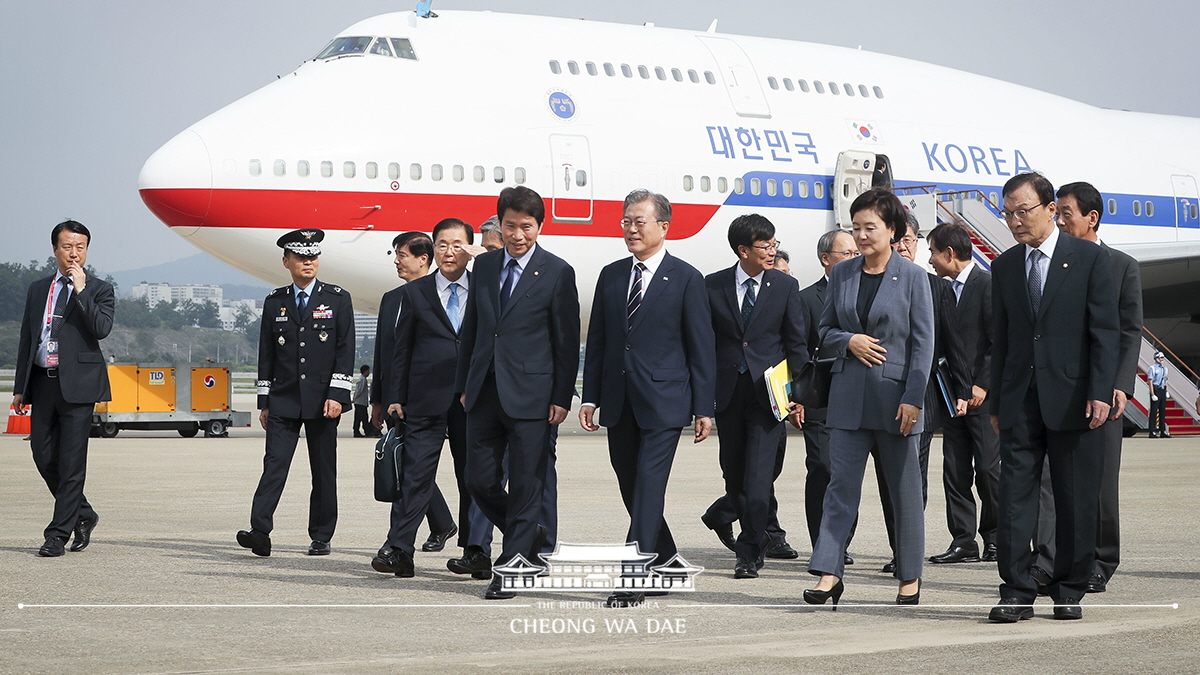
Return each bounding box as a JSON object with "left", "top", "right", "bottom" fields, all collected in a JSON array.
[
  {"left": 625, "top": 345, "right": 630, "bottom": 350},
  {"left": 300, "top": 374, "right": 306, "bottom": 380},
  {"left": 300, "top": 327, "right": 305, "bottom": 331},
  {"left": 743, "top": 342, "right": 749, "bottom": 347},
  {"left": 300, "top": 358, "right": 306, "bottom": 363},
  {"left": 1034, "top": 334, "right": 1040, "bottom": 340},
  {"left": 300, "top": 342, "right": 305, "bottom": 347}
]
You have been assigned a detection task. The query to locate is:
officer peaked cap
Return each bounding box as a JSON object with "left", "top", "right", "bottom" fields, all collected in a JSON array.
[{"left": 277, "top": 229, "right": 324, "bottom": 256}]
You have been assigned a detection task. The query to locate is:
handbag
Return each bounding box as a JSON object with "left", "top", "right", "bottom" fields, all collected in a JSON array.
[
  {"left": 373, "top": 413, "right": 405, "bottom": 503},
  {"left": 794, "top": 350, "right": 834, "bottom": 409}
]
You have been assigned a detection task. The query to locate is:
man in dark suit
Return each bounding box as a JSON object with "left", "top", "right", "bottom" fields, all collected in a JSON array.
[
  {"left": 372, "top": 218, "right": 475, "bottom": 577},
  {"left": 456, "top": 186, "right": 580, "bottom": 600},
  {"left": 370, "top": 232, "right": 459, "bottom": 553},
  {"left": 1031, "top": 181, "right": 1143, "bottom": 594},
  {"left": 699, "top": 214, "right": 806, "bottom": 578},
  {"left": 237, "top": 229, "right": 355, "bottom": 558},
  {"left": 927, "top": 220, "right": 1001, "bottom": 565},
  {"left": 797, "top": 230, "right": 860, "bottom": 562},
  {"left": 13, "top": 220, "right": 114, "bottom": 557},
  {"left": 580, "top": 190, "right": 716, "bottom": 607},
  {"left": 987, "top": 173, "right": 1119, "bottom": 622}
]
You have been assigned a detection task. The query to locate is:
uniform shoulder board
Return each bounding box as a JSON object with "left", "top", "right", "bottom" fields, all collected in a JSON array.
[
  {"left": 326, "top": 285, "right": 344, "bottom": 295},
  {"left": 268, "top": 286, "right": 288, "bottom": 297}
]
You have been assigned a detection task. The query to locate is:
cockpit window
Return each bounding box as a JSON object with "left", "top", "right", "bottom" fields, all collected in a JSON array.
[
  {"left": 316, "top": 36, "right": 372, "bottom": 59},
  {"left": 390, "top": 38, "right": 417, "bottom": 60},
  {"left": 370, "top": 37, "right": 394, "bottom": 57}
]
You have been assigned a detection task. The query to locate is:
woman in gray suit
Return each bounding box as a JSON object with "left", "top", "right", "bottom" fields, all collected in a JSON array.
[{"left": 804, "top": 189, "right": 935, "bottom": 607}]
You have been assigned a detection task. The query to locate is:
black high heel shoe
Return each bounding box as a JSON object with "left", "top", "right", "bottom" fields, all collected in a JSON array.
[
  {"left": 896, "top": 579, "right": 921, "bottom": 605},
  {"left": 803, "top": 579, "right": 845, "bottom": 611}
]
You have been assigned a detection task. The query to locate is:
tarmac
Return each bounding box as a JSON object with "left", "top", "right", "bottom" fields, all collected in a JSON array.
[{"left": 2, "top": 394, "right": 1198, "bottom": 674}]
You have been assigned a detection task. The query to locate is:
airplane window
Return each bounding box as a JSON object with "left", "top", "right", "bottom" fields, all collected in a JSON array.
[
  {"left": 683, "top": 175, "right": 694, "bottom": 192},
  {"left": 249, "top": 159, "right": 261, "bottom": 177},
  {"left": 390, "top": 38, "right": 417, "bottom": 60},
  {"left": 473, "top": 165, "right": 485, "bottom": 182},
  {"left": 990, "top": 191, "right": 999, "bottom": 204},
  {"left": 604, "top": 62, "right": 615, "bottom": 76},
  {"left": 431, "top": 164, "right": 443, "bottom": 181},
  {"left": 1146, "top": 200, "right": 1154, "bottom": 217},
  {"left": 688, "top": 69, "right": 700, "bottom": 83},
  {"left": 815, "top": 181, "right": 825, "bottom": 199},
  {"left": 700, "top": 176, "right": 711, "bottom": 192},
  {"left": 344, "top": 162, "right": 356, "bottom": 178},
  {"left": 704, "top": 71, "right": 716, "bottom": 85},
  {"left": 750, "top": 178, "right": 762, "bottom": 195},
  {"left": 798, "top": 181, "right": 809, "bottom": 198},
  {"left": 814, "top": 81, "right": 825, "bottom": 94},
  {"left": 672, "top": 68, "right": 683, "bottom": 82},
  {"left": 829, "top": 82, "right": 840, "bottom": 95},
  {"left": 452, "top": 165, "right": 464, "bottom": 182},
  {"left": 621, "top": 64, "right": 633, "bottom": 78},
  {"left": 366, "top": 162, "right": 378, "bottom": 179},
  {"left": 370, "top": 37, "right": 394, "bottom": 57},
  {"left": 768, "top": 76, "right": 779, "bottom": 90},
  {"left": 410, "top": 163, "right": 421, "bottom": 180},
  {"left": 655, "top": 66, "right": 667, "bottom": 81},
  {"left": 783, "top": 180, "right": 793, "bottom": 197},
  {"left": 1192, "top": 204, "right": 1198, "bottom": 219},
  {"left": 859, "top": 84, "right": 870, "bottom": 97},
  {"left": 873, "top": 86, "right": 884, "bottom": 98},
  {"left": 550, "top": 60, "right": 562, "bottom": 74},
  {"left": 1107, "top": 198, "right": 1116, "bottom": 215},
  {"left": 515, "top": 167, "right": 527, "bottom": 184},
  {"left": 388, "top": 162, "right": 400, "bottom": 180},
  {"left": 717, "top": 177, "right": 728, "bottom": 193},
  {"left": 844, "top": 83, "right": 854, "bottom": 96},
  {"left": 568, "top": 61, "right": 580, "bottom": 75},
  {"left": 315, "top": 36, "right": 372, "bottom": 60},
  {"left": 321, "top": 161, "right": 333, "bottom": 178},
  {"left": 273, "top": 160, "right": 285, "bottom": 177},
  {"left": 783, "top": 78, "right": 794, "bottom": 91},
  {"left": 766, "top": 179, "right": 777, "bottom": 196},
  {"left": 1133, "top": 200, "right": 1141, "bottom": 216},
  {"left": 494, "top": 166, "right": 505, "bottom": 183},
  {"left": 576, "top": 170, "right": 587, "bottom": 187},
  {"left": 734, "top": 178, "right": 745, "bottom": 194},
  {"left": 798, "top": 79, "right": 810, "bottom": 93},
  {"left": 638, "top": 65, "right": 650, "bottom": 79},
  {"left": 298, "top": 160, "right": 310, "bottom": 177},
  {"left": 586, "top": 62, "right": 598, "bottom": 76}
]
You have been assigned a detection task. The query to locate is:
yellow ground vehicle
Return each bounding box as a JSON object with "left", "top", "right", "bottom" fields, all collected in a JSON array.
[{"left": 92, "top": 363, "right": 251, "bottom": 438}]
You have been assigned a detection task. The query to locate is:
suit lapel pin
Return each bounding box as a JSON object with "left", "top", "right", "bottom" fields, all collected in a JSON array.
[
  {"left": 534, "top": 270, "right": 539, "bottom": 276},
  {"left": 766, "top": 281, "right": 771, "bottom": 287},
  {"left": 1063, "top": 263, "right": 1069, "bottom": 268},
  {"left": 892, "top": 276, "right": 898, "bottom": 281},
  {"left": 662, "top": 276, "right": 668, "bottom": 281}
]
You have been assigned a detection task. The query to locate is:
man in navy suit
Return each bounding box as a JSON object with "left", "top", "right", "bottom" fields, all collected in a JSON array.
[
  {"left": 13, "top": 220, "right": 114, "bottom": 557},
  {"left": 700, "top": 214, "right": 807, "bottom": 578},
  {"left": 371, "top": 218, "right": 475, "bottom": 577},
  {"left": 987, "top": 172, "right": 1119, "bottom": 622},
  {"left": 580, "top": 190, "right": 716, "bottom": 607},
  {"left": 456, "top": 186, "right": 580, "bottom": 600}
]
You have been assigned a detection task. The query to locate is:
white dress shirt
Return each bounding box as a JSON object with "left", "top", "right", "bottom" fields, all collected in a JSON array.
[
  {"left": 734, "top": 263, "right": 765, "bottom": 307},
  {"left": 35, "top": 271, "right": 73, "bottom": 367},
  {"left": 952, "top": 261, "right": 976, "bottom": 303},
  {"left": 629, "top": 246, "right": 668, "bottom": 297},
  {"left": 1024, "top": 226, "right": 1060, "bottom": 295}
]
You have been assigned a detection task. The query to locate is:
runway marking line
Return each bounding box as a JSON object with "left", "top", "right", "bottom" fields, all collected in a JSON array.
[
  {"left": 18, "top": 603, "right": 532, "bottom": 609},
  {"left": 675, "top": 603, "right": 1180, "bottom": 609}
]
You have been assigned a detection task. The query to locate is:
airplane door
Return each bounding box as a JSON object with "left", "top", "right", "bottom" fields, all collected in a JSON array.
[
  {"left": 1171, "top": 174, "right": 1199, "bottom": 237},
  {"left": 549, "top": 134, "right": 593, "bottom": 223},
  {"left": 697, "top": 36, "right": 771, "bottom": 119},
  {"left": 834, "top": 150, "right": 877, "bottom": 228}
]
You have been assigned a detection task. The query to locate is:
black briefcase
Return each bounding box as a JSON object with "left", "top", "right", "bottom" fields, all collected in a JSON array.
[
  {"left": 794, "top": 351, "right": 835, "bottom": 409},
  {"left": 374, "top": 414, "right": 405, "bottom": 503}
]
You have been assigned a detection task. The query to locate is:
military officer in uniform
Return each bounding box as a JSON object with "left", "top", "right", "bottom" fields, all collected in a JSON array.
[{"left": 237, "top": 229, "right": 355, "bottom": 557}]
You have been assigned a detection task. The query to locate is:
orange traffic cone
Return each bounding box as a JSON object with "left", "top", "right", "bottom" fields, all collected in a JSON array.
[{"left": 6, "top": 404, "right": 31, "bottom": 435}]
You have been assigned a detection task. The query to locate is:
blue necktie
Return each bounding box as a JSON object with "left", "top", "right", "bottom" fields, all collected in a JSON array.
[
  {"left": 738, "top": 278, "right": 756, "bottom": 373},
  {"left": 297, "top": 290, "right": 308, "bottom": 313},
  {"left": 1027, "top": 249, "right": 1044, "bottom": 316},
  {"left": 447, "top": 282, "right": 461, "bottom": 332},
  {"left": 500, "top": 258, "right": 519, "bottom": 311}
]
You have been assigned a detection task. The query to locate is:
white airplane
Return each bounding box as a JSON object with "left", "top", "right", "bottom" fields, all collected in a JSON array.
[{"left": 138, "top": 6, "right": 1200, "bottom": 422}]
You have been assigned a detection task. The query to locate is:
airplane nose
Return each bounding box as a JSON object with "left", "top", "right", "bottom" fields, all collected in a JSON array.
[{"left": 138, "top": 129, "right": 212, "bottom": 236}]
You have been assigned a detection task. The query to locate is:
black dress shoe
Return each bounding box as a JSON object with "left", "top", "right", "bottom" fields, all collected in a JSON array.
[
  {"left": 1029, "top": 565, "right": 1052, "bottom": 595},
  {"left": 844, "top": 554, "right": 855, "bottom": 565},
  {"left": 447, "top": 547, "right": 493, "bottom": 580},
  {"left": 236, "top": 530, "right": 271, "bottom": 557},
  {"left": 422, "top": 524, "right": 459, "bottom": 552},
  {"left": 764, "top": 540, "right": 799, "bottom": 559},
  {"left": 709, "top": 521, "right": 736, "bottom": 552},
  {"left": 70, "top": 513, "right": 99, "bottom": 552},
  {"left": 733, "top": 558, "right": 759, "bottom": 579},
  {"left": 485, "top": 575, "right": 515, "bottom": 600},
  {"left": 371, "top": 547, "right": 415, "bottom": 577},
  {"left": 1052, "top": 597, "right": 1083, "bottom": 620},
  {"left": 1086, "top": 573, "right": 1108, "bottom": 594},
  {"left": 981, "top": 542, "right": 998, "bottom": 562},
  {"left": 803, "top": 579, "right": 845, "bottom": 611},
  {"left": 881, "top": 559, "right": 896, "bottom": 574},
  {"left": 38, "top": 536, "right": 66, "bottom": 557},
  {"left": 929, "top": 545, "right": 981, "bottom": 564},
  {"left": 896, "top": 579, "right": 921, "bottom": 605},
  {"left": 307, "top": 540, "right": 331, "bottom": 556},
  {"left": 989, "top": 597, "right": 1034, "bottom": 623},
  {"left": 605, "top": 591, "right": 645, "bottom": 607}
]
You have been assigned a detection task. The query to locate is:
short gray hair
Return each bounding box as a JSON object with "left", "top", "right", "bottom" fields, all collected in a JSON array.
[
  {"left": 816, "top": 229, "right": 844, "bottom": 261},
  {"left": 905, "top": 211, "right": 921, "bottom": 238},
  {"left": 623, "top": 189, "right": 672, "bottom": 223},
  {"left": 479, "top": 215, "right": 501, "bottom": 234}
]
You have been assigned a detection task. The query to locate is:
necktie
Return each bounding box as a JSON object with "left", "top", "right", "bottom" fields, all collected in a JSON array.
[
  {"left": 50, "top": 277, "right": 71, "bottom": 337},
  {"left": 627, "top": 262, "right": 646, "bottom": 330},
  {"left": 1027, "top": 249, "right": 1044, "bottom": 316},
  {"left": 953, "top": 279, "right": 964, "bottom": 304},
  {"left": 447, "top": 282, "right": 461, "bottom": 332},
  {"left": 297, "top": 290, "right": 308, "bottom": 313},
  {"left": 738, "top": 278, "right": 756, "bottom": 373},
  {"left": 499, "top": 258, "right": 519, "bottom": 311}
]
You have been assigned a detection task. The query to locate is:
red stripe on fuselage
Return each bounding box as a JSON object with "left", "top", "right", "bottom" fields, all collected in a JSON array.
[{"left": 140, "top": 188, "right": 720, "bottom": 238}]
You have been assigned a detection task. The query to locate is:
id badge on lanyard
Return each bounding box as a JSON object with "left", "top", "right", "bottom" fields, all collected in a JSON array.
[
  {"left": 45, "top": 339, "right": 59, "bottom": 367},
  {"left": 44, "top": 278, "right": 61, "bottom": 367}
]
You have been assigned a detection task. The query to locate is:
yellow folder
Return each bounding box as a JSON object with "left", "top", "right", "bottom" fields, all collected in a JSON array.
[{"left": 764, "top": 358, "right": 792, "bottom": 422}]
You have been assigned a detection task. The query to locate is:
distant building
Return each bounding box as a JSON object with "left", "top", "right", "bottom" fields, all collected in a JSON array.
[
  {"left": 220, "top": 299, "right": 263, "bottom": 331},
  {"left": 132, "top": 282, "right": 223, "bottom": 308},
  {"left": 354, "top": 312, "right": 377, "bottom": 344}
]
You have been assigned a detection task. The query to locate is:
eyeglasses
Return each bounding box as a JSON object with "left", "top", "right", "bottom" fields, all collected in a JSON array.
[
  {"left": 898, "top": 235, "right": 918, "bottom": 246},
  {"left": 620, "top": 218, "right": 666, "bottom": 229},
  {"left": 751, "top": 240, "right": 781, "bottom": 253},
  {"left": 434, "top": 243, "right": 463, "bottom": 252},
  {"left": 831, "top": 249, "right": 860, "bottom": 258},
  {"left": 1001, "top": 202, "right": 1046, "bottom": 221}
]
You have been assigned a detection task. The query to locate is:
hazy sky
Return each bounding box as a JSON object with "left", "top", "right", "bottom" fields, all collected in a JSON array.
[{"left": 3, "top": 0, "right": 1197, "bottom": 273}]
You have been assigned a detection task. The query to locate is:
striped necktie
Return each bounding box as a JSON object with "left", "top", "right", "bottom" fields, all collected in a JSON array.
[
  {"left": 1027, "top": 249, "right": 1044, "bottom": 316},
  {"left": 627, "top": 262, "right": 646, "bottom": 330}
]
